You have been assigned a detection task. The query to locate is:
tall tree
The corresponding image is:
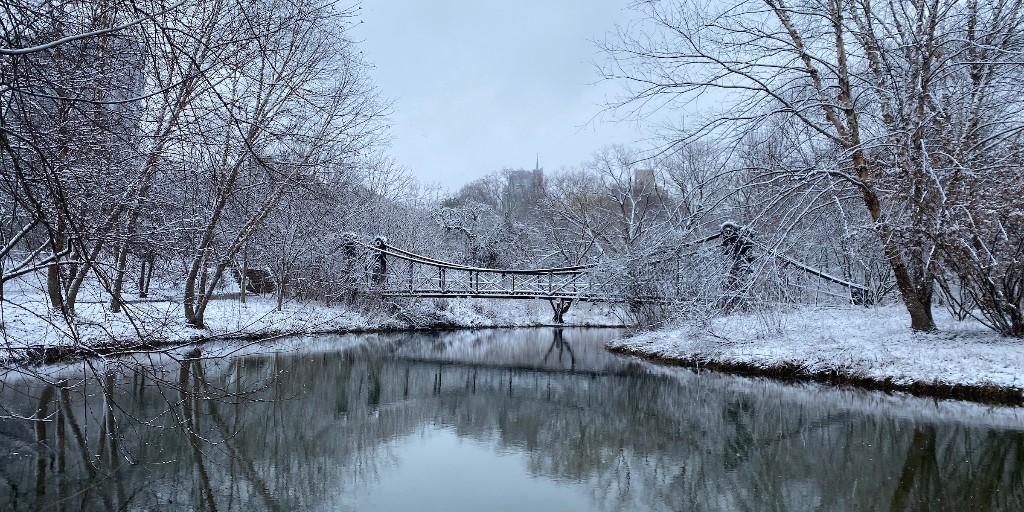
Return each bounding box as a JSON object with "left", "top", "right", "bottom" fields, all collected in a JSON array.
[
  {"left": 603, "top": 0, "right": 1024, "bottom": 331},
  {"left": 0, "top": 0, "right": 152, "bottom": 315},
  {"left": 177, "top": 0, "right": 385, "bottom": 327}
]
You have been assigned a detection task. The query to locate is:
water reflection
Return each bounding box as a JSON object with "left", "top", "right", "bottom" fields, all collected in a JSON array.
[{"left": 0, "top": 328, "right": 1022, "bottom": 511}]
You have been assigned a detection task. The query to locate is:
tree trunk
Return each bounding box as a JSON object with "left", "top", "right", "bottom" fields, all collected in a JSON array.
[
  {"left": 143, "top": 255, "right": 154, "bottom": 296},
  {"left": 276, "top": 273, "right": 284, "bottom": 312},
  {"left": 47, "top": 223, "right": 66, "bottom": 312},
  {"left": 137, "top": 254, "right": 154, "bottom": 298},
  {"left": 852, "top": 152, "right": 936, "bottom": 331},
  {"left": 184, "top": 255, "right": 205, "bottom": 328},
  {"left": 109, "top": 246, "right": 130, "bottom": 313},
  {"left": 880, "top": 235, "right": 935, "bottom": 331},
  {"left": 47, "top": 260, "right": 64, "bottom": 311},
  {"left": 240, "top": 246, "right": 248, "bottom": 304}
]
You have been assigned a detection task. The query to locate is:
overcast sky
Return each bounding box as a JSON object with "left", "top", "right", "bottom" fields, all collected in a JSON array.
[{"left": 352, "top": 1, "right": 653, "bottom": 191}]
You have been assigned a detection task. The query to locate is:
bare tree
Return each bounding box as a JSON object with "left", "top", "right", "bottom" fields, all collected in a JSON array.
[
  {"left": 0, "top": 0, "right": 153, "bottom": 315},
  {"left": 540, "top": 167, "right": 615, "bottom": 266},
  {"left": 586, "top": 145, "right": 668, "bottom": 254},
  {"left": 603, "top": 0, "right": 1024, "bottom": 331},
  {"left": 176, "top": 0, "right": 385, "bottom": 327}
]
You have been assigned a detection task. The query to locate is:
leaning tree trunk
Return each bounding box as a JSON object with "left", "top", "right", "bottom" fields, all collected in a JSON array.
[
  {"left": 109, "top": 245, "right": 130, "bottom": 313},
  {"left": 184, "top": 164, "right": 301, "bottom": 328},
  {"left": 883, "top": 240, "right": 935, "bottom": 332},
  {"left": 853, "top": 152, "right": 935, "bottom": 331}
]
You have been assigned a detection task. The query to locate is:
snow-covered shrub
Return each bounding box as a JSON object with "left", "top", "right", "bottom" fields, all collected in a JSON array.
[{"left": 936, "top": 212, "right": 1024, "bottom": 337}]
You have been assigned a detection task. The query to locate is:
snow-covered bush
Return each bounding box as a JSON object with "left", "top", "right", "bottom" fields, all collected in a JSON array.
[{"left": 936, "top": 197, "right": 1024, "bottom": 337}]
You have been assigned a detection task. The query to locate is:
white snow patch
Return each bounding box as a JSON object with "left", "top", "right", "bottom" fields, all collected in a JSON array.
[{"left": 609, "top": 305, "right": 1024, "bottom": 392}]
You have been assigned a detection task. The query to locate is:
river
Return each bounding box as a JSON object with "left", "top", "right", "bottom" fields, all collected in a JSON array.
[{"left": 1, "top": 328, "right": 1022, "bottom": 511}]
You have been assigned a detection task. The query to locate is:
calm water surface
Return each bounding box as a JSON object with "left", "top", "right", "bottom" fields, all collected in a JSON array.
[{"left": 1, "top": 328, "right": 1022, "bottom": 511}]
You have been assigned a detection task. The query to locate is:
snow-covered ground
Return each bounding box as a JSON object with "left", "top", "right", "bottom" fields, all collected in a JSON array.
[
  {"left": 0, "top": 274, "right": 624, "bottom": 363},
  {"left": 608, "top": 305, "right": 1024, "bottom": 401}
]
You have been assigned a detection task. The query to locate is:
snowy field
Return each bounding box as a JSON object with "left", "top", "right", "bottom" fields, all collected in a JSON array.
[
  {"left": 608, "top": 305, "right": 1024, "bottom": 399},
  {"left": 0, "top": 274, "right": 624, "bottom": 363}
]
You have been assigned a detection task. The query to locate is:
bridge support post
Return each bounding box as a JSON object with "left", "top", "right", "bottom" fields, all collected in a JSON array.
[
  {"left": 549, "top": 298, "right": 572, "bottom": 324},
  {"left": 721, "top": 222, "right": 754, "bottom": 309},
  {"left": 371, "top": 236, "right": 387, "bottom": 287}
]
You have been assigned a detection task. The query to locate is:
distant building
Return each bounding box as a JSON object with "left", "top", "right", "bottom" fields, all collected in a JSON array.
[
  {"left": 633, "top": 168, "right": 667, "bottom": 216},
  {"left": 503, "top": 163, "right": 544, "bottom": 216},
  {"left": 634, "top": 168, "right": 657, "bottom": 191}
]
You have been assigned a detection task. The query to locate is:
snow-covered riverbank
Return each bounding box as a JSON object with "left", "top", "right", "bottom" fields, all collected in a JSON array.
[
  {"left": 0, "top": 277, "right": 624, "bottom": 365},
  {"left": 608, "top": 305, "right": 1024, "bottom": 405}
]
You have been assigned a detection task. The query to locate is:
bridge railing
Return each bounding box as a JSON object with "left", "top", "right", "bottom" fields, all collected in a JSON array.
[
  {"left": 360, "top": 240, "right": 652, "bottom": 301},
  {"left": 377, "top": 258, "right": 594, "bottom": 299},
  {"left": 362, "top": 239, "right": 718, "bottom": 303},
  {"left": 374, "top": 265, "right": 673, "bottom": 303},
  {"left": 356, "top": 225, "right": 872, "bottom": 304}
]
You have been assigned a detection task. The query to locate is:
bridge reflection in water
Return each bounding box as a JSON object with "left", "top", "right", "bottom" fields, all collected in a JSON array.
[{"left": 0, "top": 328, "right": 1022, "bottom": 511}]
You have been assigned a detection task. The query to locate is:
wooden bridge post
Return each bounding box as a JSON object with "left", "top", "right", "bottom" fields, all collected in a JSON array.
[
  {"left": 721, "top": 222, "right": 754, "bottom": 306},
  {"left": 371, "top": 236, "right": 387, "bottom": 287}
]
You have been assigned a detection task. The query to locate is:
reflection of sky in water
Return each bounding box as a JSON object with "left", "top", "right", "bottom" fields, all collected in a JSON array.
[
  {"left": 0, "top": 327, "right": 1022, "bottom": 511},
  {"left": 342, "top": 426, "right": 592, "bottom": 512}
]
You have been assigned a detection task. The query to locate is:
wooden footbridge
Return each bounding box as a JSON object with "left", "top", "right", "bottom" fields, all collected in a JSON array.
[
  {"left": 353, "top": 222, "right": 872, "bottom": 306},
  {"left": 362, "top": 238, "right": 627, "bottom": 302}
]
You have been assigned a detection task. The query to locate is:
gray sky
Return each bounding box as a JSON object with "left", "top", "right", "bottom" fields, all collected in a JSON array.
[{"left": 353, "top": 1, "right": 651, "bottom": 191}]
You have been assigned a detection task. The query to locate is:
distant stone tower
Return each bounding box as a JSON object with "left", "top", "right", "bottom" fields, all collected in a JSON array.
[{"left": 503, "top": 156, "right": 545, "bottom": 217}]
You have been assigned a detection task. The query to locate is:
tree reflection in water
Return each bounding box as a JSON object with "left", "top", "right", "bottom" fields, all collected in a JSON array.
[
  {"left": 543, "top": 328, "right": 575, "bottom": 371},
  {"left": 0, "top": 328, "right": 1022, "bottom": 511}
]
